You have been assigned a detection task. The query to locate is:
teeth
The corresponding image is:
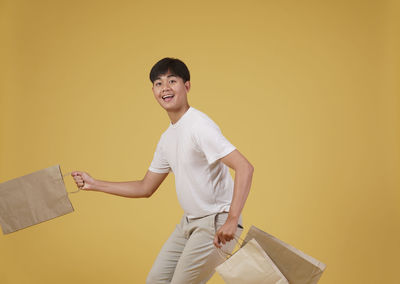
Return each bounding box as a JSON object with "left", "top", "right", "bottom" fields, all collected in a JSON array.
[{"left": 162, "top": 95, "right": 174, "bottom": 99}]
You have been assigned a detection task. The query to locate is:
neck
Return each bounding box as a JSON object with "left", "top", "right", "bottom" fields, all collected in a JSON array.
[{"left": 168, "top": 104, "right": 190, "bottom": 125}]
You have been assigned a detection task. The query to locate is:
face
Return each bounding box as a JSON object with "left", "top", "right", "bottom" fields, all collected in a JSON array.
[{"left": 152, "top": 70, "right": 191, "bottom": 112}]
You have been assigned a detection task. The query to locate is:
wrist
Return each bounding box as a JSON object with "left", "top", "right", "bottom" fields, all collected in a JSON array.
[
  {"left": 88, "top": 178, "right": 101, "bottom": 191},
  {"left": 227, "top": 213, "right": 240, "bottom": 224}
]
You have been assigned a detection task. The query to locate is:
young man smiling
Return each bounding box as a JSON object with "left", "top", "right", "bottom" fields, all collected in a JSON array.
[{"left": 72, "top": 58, "right": 254, "bottom": 283}]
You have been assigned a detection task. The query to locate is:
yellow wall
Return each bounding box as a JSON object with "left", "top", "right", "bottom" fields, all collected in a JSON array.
[{"left": 1, "top": 0, "right": 399, "bottom": 283}]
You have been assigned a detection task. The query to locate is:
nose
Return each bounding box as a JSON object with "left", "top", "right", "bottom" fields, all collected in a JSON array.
[{"left": 161, "top": 82, "right": 171, "bottom": 92}]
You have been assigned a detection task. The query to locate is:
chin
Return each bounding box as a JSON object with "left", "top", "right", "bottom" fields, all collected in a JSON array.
[{"left": 158, "top": 102, "right": 174, "bottom": 110}]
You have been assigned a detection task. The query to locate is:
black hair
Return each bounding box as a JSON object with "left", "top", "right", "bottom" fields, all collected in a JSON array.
[{"left": 149, "top": 57, "right": 190, "bottom": 83}]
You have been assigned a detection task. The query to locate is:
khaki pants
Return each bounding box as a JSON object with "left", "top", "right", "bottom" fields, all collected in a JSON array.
[{"left": 146, "top": 212, "right": 243, "bottom": 284}]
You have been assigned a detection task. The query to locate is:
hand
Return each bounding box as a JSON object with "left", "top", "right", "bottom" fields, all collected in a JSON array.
[
  {"left": 71, "top": 171, "right": 96, "bottom": 191},
  {"left": 214, "top": 217, "right": 238, "bottom": 248}
]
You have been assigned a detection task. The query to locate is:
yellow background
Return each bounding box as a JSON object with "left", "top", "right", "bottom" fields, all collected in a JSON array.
[{"left": 1, "top": 0, "right": 399, "bottom": 283}]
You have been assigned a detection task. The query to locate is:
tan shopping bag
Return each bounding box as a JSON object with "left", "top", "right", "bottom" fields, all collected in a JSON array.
[
  {"left": 243, "top": 226, "right": 327, "bottom": 284},
  {"left": 0, "top": 165, "right": 76, "bottom": 234},
  {"left": 216, "top": 238, "right": 289, "bottom": 284}
]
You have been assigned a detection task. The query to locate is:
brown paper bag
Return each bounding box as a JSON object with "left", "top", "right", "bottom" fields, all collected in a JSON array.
[
  {"left": 216, "top": 238, "right": 289, "bottom": 284},
  {"left": 243, "top": 226, "right": 327, "bottom": 284},
  {"left": 0, "top": 165, "right": 75, "bottom": 234}
]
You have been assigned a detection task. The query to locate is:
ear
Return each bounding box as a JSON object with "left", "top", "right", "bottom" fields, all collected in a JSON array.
[{"left": 185, "top": 81, "right": 191, "bottom": 92}]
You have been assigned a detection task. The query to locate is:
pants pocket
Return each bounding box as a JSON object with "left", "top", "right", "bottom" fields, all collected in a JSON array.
[
  {"left": 214, "top": 212, "right": 244, "bottom": 233},
  {"left": 214, "top": 212, "right": 229, "bottom": 232}
]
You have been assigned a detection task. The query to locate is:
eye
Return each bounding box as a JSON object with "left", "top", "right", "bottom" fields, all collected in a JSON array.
[
  {"left": 155, "top": 82, "right": 161, "bottom": 87},
  {"left": 169, "top": 79, "right": 176, "bottom": 84}
]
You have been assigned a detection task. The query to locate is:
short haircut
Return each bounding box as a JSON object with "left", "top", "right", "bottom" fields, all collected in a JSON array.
[{"left": 149, "top": 57, "right": 190, "bottom": 83}]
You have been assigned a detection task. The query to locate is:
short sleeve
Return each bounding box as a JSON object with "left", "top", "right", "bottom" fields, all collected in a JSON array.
[
  {"left": 193, "top": 119, "right": 236, "bottom": 164},
  {"left": 149, "top": 138, "right": 171, "bottom": 173}
]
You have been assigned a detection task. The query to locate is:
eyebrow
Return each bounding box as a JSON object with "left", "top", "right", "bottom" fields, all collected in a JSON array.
[{"left": 155, "top": 74, "right": 177, "bottom": 81}]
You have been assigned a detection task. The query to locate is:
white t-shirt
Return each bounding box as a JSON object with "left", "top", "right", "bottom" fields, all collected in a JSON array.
[{"left": 149, "top": 107, "right": 236, "bottom": 218}]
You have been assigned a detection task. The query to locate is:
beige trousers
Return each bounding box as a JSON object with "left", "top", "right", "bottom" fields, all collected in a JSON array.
[{"left": 146, "top": 212, "right": 243, "bottom": 284}]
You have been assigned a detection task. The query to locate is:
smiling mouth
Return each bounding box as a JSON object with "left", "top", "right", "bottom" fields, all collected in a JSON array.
[{"left": 162, "top": 94, "right": 175, "bottom": 101}]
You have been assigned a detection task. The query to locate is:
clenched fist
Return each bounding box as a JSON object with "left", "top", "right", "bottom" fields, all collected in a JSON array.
[{"left": 71, "top": 171, "right": 96, "bottom": 191}]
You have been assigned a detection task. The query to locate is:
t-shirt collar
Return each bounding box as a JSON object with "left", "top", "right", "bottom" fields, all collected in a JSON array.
[{"left": 170, "top": 107, "right": 193, "bottom": 128}]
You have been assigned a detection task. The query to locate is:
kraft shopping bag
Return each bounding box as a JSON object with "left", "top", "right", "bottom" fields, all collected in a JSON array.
[
  {"left": 243, "top": 226, "right": 327, "bottom": 284},
  {"left": 216, "top": 238, "right": 289, "bottom": 284},
  {"left": 0, "top": 165, "right": 76, "bottom": 234}
]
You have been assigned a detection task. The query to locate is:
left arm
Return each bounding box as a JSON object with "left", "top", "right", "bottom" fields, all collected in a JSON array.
[{"left": 214, "top": 149, "right": 254, "bottom": 248}]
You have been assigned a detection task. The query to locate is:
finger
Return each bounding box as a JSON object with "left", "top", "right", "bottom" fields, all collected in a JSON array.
[
  {"left": 225, "top": 234, "right": 234, "bottom": 242},
  {"left": 214, "top": 234, "right": 221, "bottom": 248},
  {"left": 218, "top": 233, "right": 227, "bottom": 245}
]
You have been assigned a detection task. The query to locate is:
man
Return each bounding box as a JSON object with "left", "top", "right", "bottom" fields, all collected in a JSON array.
[{"left": 72, "top": 57, "right": 254, "bottom": 283}]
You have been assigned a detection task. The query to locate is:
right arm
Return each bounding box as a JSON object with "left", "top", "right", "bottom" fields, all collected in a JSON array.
[{"left": 71, "top": 170, "right": 168, "bottom": 198}]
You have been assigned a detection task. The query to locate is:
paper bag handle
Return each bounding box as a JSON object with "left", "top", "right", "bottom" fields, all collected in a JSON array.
[
  {"left": 217, "top": 235, "right": 244, "bottom": 260},
  {"left": 61, "top": 171, "right": 81, "bottom": 194}
]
